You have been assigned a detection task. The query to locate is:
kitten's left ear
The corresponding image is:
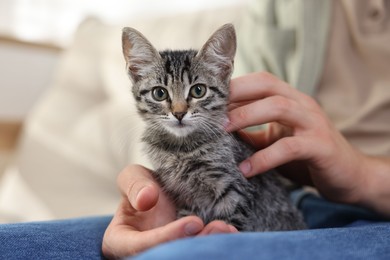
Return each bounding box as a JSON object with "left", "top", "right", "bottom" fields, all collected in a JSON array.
[{"left": 197, "top": 24, "right": 237, "bottom": 81}]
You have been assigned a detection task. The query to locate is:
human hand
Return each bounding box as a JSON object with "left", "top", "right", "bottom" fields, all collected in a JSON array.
[
  {"left": 226, "top": 72, "right": 369, "bottom": 206},
  {"left": 102, "top": 165, "right": 237, "bottom": 259}
]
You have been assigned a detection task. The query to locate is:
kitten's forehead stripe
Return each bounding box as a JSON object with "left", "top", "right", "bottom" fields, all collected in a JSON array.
[
  {"left": 164, "top": 75, "right": 168, "bottom": 86},
  {"left": 180, "top": 68, "right": 189, "bottom": 84},
  {"left": 160, "top": 50, "right": 197, "bottom": 86},
  {"left": 184, "top": 55, "right": 191, "bottom": 67},
  {"left": 182, "top": 55, "right": 192, "bottom": 84},
  {"left": 162, "top": 56, "right": 174, "bottom": 85},
  {"left": 164, "top": 57, "right": 172, "bottom": 75}
]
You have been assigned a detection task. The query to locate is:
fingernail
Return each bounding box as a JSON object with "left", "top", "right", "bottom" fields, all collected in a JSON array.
[
  {"left": 135, "top": 186, "right": 147, "bottom": 201},
  {"left": 133, "top": 185, "right": 152, "bottom": 211},
  {"left": 239, "top": 161, "right": 251, "bottom": 176},
  {"left": 209, "top": 225, "right": 233, "bottom": 234},
  {"left": 135, "top": 185, "right": 152, "bottom": 203},
  {"left": 185, "top": 222, "right": 202, "bottom": 236},
  {"left": 228, "top": 225, "right": 239, "bottom": 233},
  {"left": 209, "top": 227, "right": 224, "bottom": 234}
]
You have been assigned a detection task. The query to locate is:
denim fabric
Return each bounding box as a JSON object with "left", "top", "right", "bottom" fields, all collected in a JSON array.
[
  {"left": 132, "top": 193, "right": 390, "bottom": 260},
  {"left": 0, "top": 194, "right": 389, "bottom": 259},
  {"left": 132, "top": 221, "right": 390, "bottom": 260},
  {"left": 291, "top": 190, "right": 387, "bottom": 229},
  {"left": 0, "top": 216, "right": 111, "bottom": 259}
]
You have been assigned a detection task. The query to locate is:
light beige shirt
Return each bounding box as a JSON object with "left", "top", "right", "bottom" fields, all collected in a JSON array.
[{"left": 315, "top": 0, "right": 390, "bottom": 156}]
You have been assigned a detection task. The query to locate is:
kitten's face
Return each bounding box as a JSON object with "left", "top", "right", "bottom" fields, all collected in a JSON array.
[{"left": 122, "top": 24, "right": 236, "bottom": 138}]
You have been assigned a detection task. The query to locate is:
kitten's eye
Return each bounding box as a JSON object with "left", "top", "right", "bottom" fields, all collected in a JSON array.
[
  {"left": 152, "top": 87, "right": 168, "bottom": 101},
  {"left": 190, "top": 84, "right": 207, "bottom": 99}
]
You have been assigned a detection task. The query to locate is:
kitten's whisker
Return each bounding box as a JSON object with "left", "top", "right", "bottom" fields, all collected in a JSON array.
[{"left": 197, "top": 119, "right": 223, "bottom": 141}]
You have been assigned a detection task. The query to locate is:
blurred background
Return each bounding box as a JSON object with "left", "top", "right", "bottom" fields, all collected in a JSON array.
[
  {"left": 0, "top": 0, "right": 243, "bottom": 121},
  {"left": 0, "top": 0, "right": 249, "bottom": 222}
]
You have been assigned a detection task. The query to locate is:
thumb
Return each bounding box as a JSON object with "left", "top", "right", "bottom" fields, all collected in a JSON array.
[{"left": 118, "top": 164, "right": 160, "bottom": 212}]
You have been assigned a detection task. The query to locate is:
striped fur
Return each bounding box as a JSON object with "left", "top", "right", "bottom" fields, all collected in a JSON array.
[{"left": 122, "top": 24, "right": 306, "bottom": 231}]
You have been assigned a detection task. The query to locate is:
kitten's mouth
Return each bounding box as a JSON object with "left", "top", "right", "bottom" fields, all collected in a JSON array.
[
  {"left": 166, "top": 120, "right": 190, "bottom": 130},
  {"left": 173, "top": 119, "right": 188, "bottom": 127},
  {"left": 174, "top": 124, "right": 189, "bottom": 131},
  {"left": 164, "top": 120, "right": 194, "bottom": 137}
]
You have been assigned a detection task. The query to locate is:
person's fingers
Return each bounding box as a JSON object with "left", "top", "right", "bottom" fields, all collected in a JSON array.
[
  {"left": 117, "top": 164, "right": 160, "bottom": 212},
  {"left": 228, "top": 224, "right": 239, "bottom": 233},
  {"left": 198, "top": 220, "right": 239, "bottom": 235},
  {"left": 239, "top": 136, "right": 311, "bottom": 177},
  {"left": 237, "top": 123, "right": 293, "bottom": 149},
  {"left": 230, "top": 72, "right": 298, "bottom": 103},
  {"left": 236, "top": 129, "right": 271, "bottom": 149},
  {"left": 236, "top": 129, "right": 266, "bottom": 148},
  {"left": 226, "top": 96, "right": 312, "bottom": 132},
  {"left": 228, "top": 100, "right": 252, "bottom": 112},
  {"left": 103, "top": 216, "right": 204, "bottom": 257}
]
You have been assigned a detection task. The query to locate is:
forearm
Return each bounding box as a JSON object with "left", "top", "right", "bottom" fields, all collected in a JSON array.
[{"left": 359, "top": 156, "right": 390, "bottom": 218}]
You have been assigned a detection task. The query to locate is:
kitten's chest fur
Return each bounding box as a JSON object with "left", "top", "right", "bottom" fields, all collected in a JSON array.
[{"left": 143, "top": 130, "right": 306, "bottom": 231}]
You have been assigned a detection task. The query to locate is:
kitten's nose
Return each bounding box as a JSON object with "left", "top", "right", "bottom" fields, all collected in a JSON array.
[{"left": 173, "top": 112, "right": 186, "bottom": 122}]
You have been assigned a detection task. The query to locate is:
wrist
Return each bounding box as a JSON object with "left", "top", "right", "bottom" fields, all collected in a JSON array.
[{"left": 357, "top": 155, "right": 390, "bottom": 218}]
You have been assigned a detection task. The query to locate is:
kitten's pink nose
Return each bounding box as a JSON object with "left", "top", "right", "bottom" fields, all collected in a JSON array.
[{"left": 173, "top": 112, "right": 186, "bottom": 122}]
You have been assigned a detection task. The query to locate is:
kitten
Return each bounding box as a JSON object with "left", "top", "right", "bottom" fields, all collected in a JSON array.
[{"left": 122, "top": 24, "right": 306, "bottom": 231}]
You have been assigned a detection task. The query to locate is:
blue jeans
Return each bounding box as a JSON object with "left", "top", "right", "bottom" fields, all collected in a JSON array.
[
  {"left": 0, "top": 193, "right": 388, "bottom": 259},
  {"left": 0, "top": 216, "right": 111, "bottom": 259}
]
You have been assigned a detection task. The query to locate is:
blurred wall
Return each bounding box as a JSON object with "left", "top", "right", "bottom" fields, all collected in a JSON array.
[
  {"left": 0, "top": 39, "right": 61, "bottom": 120},
  {"left": 0, "top": 0, "right": 245, "bottom": 121}
]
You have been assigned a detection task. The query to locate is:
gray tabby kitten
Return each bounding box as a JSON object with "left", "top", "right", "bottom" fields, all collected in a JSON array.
[{"left": 122, "top": 24, "right": 306, "bottom": 231}]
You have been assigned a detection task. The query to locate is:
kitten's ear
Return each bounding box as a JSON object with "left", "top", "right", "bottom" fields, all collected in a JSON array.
[
  {"left": 197, "top": 24, "right": 236, "bottom": 81},
  {"left": 122, "top": 27, "right": 161, "bottom": 83}
]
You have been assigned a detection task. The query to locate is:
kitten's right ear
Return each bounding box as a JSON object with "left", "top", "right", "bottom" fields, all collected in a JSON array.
[
  {"left": 197, "top": 24, "right": 236, "bottom": 82},
  {"left": 122, "top": 27, "right": 161, "bottom": 83}
]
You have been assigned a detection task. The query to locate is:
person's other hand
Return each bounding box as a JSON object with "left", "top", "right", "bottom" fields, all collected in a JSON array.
[
  {"left": 102, "top": 165, "right": 237, "bottom": 259},
  {"left": 226, "top": 72, "right": 368, "bottom": 206}
]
